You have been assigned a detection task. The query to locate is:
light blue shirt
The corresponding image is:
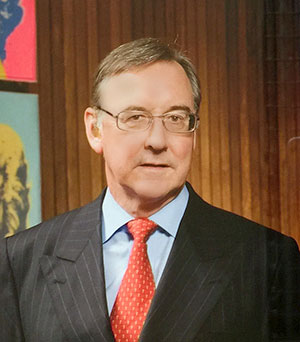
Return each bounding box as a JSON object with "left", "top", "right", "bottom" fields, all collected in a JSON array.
[{"left": 102, "top": 185, "right": 189, "bottom": 314}]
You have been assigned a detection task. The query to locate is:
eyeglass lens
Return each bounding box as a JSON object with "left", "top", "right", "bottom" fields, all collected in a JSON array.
[{"left": 117, "top": 111, "right": 196, "bottom": 132}]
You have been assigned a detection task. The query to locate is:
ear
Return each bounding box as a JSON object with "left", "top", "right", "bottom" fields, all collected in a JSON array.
[{"left": 84, "top": 107, "right": 103, "bottom": 154}]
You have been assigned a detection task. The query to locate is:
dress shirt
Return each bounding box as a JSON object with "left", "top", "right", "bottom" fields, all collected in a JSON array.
[{"left": 101, "top": 185, "right": 189, "bottom": 314}]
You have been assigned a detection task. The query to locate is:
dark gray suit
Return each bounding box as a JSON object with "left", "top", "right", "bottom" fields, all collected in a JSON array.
[{"left": 1, "top": 183, "right": 300, "bottom": 341}]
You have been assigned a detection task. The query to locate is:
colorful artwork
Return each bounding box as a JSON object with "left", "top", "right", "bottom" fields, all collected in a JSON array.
[
  {"left": 0, "top": 91, "right": 40, "bottom": 237},
  {"left": 0, "top": 0, "right": 36, "bottom": 82}
]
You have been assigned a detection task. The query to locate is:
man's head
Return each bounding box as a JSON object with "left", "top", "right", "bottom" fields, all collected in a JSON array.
[
  {"left": 91, "top": 37, "right": 201, "bottom": 114},
  {"left": 85, "top": 38, "right": 201, "bottom": 216}
]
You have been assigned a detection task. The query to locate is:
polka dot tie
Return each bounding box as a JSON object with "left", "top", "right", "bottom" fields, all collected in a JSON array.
[{"left": 110, "top": 218, "right": 157, "bottom": 342}]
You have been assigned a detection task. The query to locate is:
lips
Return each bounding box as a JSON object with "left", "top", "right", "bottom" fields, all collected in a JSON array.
[{"left": 141, "top": 163, "right": 169, "bottom": 167}]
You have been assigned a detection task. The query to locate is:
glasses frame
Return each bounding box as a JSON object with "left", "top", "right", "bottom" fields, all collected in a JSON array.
[{"left": 95, "top": 106, "right": 199, "bottom": 133}]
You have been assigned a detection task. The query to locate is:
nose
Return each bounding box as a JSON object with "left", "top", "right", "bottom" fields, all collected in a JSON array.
[{"left": 144, "top": 117, "right": 168, "bottom": 152}]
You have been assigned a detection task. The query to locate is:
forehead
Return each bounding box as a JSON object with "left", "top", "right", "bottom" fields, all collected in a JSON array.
[{"left": 98, "top": 61, "right": 194, "bottom": 111}]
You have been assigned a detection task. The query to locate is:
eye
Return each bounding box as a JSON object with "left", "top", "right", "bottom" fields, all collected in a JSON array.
[
  {"left": 169, "top": 115, "right": 183, "bottom": 122},
  {"left": 129, "top": 114, "right": 144, "bottom": 121},
  {"left": 119, "top": 111, "right": 149, "bottom": 125},
  {"left": 165, "top": 112, "right": 187, "bottom": 123},
  {"left": 119, "top": 111, "right": 148, "bottom": 128}
]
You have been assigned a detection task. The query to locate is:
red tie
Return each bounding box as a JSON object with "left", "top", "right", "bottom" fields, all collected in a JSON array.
[{"left": 110, "top": 218, "right": 157, "bottom": 342}]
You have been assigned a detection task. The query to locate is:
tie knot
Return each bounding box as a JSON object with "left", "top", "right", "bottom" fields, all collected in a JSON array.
[{"left": 127, "top": 218, "right": 157, "bottom": 242}]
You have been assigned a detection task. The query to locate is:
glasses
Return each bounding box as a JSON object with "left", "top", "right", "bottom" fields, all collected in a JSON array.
[{"left": 96, "top": 107, "right": 199, "bottom": 133}]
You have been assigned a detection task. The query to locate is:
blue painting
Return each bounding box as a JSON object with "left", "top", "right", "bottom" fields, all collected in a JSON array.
[
  {"left": 0, "top": 91, "right": 40, "bottom": 237},
  {"left": 0, "top": 0, "right": 23, "bottom": 61}
]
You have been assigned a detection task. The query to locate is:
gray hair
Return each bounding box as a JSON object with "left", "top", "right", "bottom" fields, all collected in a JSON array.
[{"left": 91, "top": 37, "right": 201, "bottom": 114}]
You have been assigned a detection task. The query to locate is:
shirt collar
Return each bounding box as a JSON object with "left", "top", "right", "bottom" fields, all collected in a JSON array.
[{"left": 102, "top": 185, "right": 189, "bottom": 243}]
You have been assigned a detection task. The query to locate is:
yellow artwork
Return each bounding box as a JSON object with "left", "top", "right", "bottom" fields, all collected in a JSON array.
[
  {"left": 0, "top": 124, "right": 30, "bottom": 237},
  {"left": 0, "top": 60, "right": 6, "bottom": 79}
]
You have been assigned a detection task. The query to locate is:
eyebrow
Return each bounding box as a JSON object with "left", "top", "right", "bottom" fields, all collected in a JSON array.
[
  {"left": 122, "top": 105, "right": 193, "bottom": 113},
  {"left": 122, "top": 106, "right": 148, "bottom": 112},
  {"left": 163, "top": 105, "right": 193, "bottom": 113}
]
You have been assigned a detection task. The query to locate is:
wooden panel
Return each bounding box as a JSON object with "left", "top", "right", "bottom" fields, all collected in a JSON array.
[
  {"left": 50, "top": 0, "right": 69, "bottom": 215},
  {"left": 74, "top": 0, "right": 92, "bottom": 206},
  {"left": 186, "top": 0, "right": 202, "bottom": 195},
  {"left": 206, "top": 0, "right": 222, "bottom": 208},
  {"left": 165, "top": 0, "right": 176, "bottom": 41},
  {"left": 226, "top": 0, "right": 242, "bottom": 215},
  {"left": 216, "top": 0, "right": 231, "bottom": 212},
  {"left": 196, "top": 0, "right": 211, "bottom": 202},
  {"left": 63, "top": 0, "right": 80, "bottom": 210},
  {"left": 35, "top": 0, "right": 299, "bottom": 246},
  {"left": 86, "top": 0, "right": 105, "bottom": 201},
  {"left": 143, "top": 1, "right": 154, "bottom": 37},
  {"left": 238, "top": 0, "right": 252, "bottom": 219},
  {"left": 265, "top": 2, "right": 281, "bottom": 230},
  {"left": 36, "top": 0, "right": 55, "bottom": 219},
  {"left": 274, "top": 0, "right": 300, "bottom": 241},
  {"left": 121, "top": 0, "right": 133, "bottom": 43}
]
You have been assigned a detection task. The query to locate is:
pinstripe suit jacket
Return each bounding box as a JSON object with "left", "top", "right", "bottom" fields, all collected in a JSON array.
[{"left": 1, "top": 183, "right": 300, "bottom": 342}]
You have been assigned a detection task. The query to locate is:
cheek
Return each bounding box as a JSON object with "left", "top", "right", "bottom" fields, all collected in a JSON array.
[
  {"left": 171, "top": 138, "right": 194, "bottom": 162},
  {"left": 102, "top": 134, "right": 142, "bottom": 165}
]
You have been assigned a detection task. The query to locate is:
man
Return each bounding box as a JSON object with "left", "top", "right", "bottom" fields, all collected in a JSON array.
[{"left": 1, "top": 38, "right": 300, "bottom": 342}]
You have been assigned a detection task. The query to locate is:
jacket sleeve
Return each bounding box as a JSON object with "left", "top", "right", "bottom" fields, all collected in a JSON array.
[
  {"left": 269, "top": 236, "right": 300, "bottom": 340},
  {"left": 0, "top": 237, "right": 25, "bottom": 341}
]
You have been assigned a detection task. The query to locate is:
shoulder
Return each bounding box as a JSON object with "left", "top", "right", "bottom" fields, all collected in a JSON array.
[
  {"left": 185, "top": 182, "right": 298, "bottom": 249},
  {"left": 184, "top": 183, "right": 300, "bottom": 286},
  {"left": 1, "top": 191, "right": 105, "bottom": 260}
]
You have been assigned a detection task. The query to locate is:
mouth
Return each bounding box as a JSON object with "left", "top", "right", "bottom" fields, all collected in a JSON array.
[{"left": 140, "top": 163, "right": 169, "bottom": 168}]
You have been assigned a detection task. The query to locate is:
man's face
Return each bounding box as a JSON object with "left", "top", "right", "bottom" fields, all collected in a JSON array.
[{"left": 90, "top": 61, "right": 196, "bottom": 208}]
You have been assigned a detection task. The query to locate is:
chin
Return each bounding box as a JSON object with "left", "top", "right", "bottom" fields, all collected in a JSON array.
[{"left": 132, "top": 180, "right": 181, "bottom": 202}]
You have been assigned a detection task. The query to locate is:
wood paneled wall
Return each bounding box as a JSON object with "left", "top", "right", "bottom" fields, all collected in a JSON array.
[
  {"left": 265, "top": 0, "right": 300, "bottom": 242},
  {"left": 36, "top": 0, "right": 299, "bottom": 244}
]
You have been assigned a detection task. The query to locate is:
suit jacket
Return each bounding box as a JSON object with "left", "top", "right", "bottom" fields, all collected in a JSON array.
[{"left": 1, "top": 183, "right": 300, "bottom": 342}]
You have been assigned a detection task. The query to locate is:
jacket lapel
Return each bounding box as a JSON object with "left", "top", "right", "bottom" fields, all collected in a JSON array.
[
  {"left": 39, "top": 194, "right": 114, "bottom": 342},
  {"left": 140, "top": 185, "right": 241, "bottom": 341}
]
